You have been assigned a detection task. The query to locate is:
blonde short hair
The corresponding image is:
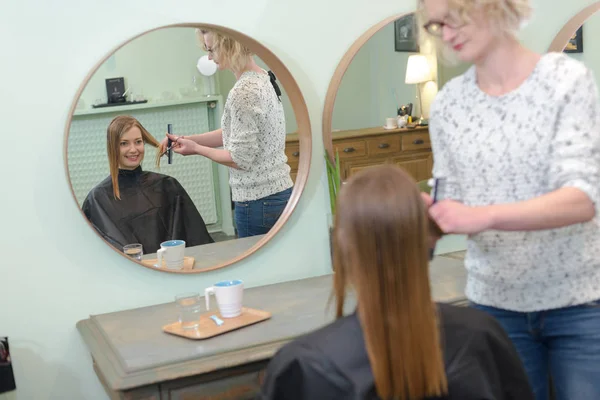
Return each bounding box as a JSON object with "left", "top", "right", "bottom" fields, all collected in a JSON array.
[
  {"left": 195, "top": 28, "right": 253, "bottom": 74},
  {"left": 419, "top": 0, "right": 532, "bottom": 36},
  {"left": 417, "top": 0, "right": 531, "bottom": 65}
]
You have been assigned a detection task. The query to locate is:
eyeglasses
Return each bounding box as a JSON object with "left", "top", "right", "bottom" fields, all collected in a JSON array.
[{"left": 423, "top": 15, "right": 466, "bottom": 36}]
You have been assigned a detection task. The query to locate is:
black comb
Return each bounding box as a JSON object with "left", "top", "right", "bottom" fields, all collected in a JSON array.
[
  {"left": 167, "top": 124, "right": 173, "bottom": 164},
  {"left": 428, "top": 177, "right": 447, "bottom": 260}
]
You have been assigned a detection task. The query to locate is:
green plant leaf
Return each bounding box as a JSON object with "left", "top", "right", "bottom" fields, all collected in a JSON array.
[
  {"left": 325, "top": 153, "right": 336, "bottom": 215},
  {"left": 334, "top": 150, "right": 341, "bottom": 195}
]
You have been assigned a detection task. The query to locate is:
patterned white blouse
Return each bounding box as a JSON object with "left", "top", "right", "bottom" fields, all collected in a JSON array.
[
  {"left": 429, "top": 52, "right": 600, "bottom": 312},
  {"left": 221, "top": 70, "right": 293, "bottom": 202}
]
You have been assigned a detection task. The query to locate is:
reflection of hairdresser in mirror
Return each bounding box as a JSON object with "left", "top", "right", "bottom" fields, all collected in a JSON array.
[
  {"left": 420, "top": 0, "right": 600, "bottom": 398},
  {"left": 159, "top": 29, "right": 293, "bottom": 238},
  {"left": 259, "top": 165, "right": 533, "bottom": 399},
  {"left": 82, "top": 116, "right": 214, "bottom": 254}
]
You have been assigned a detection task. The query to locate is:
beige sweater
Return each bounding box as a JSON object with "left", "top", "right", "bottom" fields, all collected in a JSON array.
[{"left": 221, "top": 71, "right": 293, "bottom": 202}]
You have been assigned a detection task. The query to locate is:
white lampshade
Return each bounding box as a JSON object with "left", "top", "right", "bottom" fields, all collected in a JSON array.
[
  {"left": 197, "top": 55, "right": 217, "bottom": 76},
  {"left": 405, "top": 54, "right": 432, "bottom": 84}
]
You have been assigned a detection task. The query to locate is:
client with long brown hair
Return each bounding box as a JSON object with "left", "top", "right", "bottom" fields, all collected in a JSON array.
[
  {"left": 259, "top": 165, "right": 533, "bottom": 399},
  {"left": 82, "top": 115, "right": 214, "bottom": 254}
]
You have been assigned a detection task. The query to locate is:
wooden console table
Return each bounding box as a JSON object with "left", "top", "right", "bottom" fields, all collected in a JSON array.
[
  {"left": 77, "top": 256, "right": 467, "bottom": 399},
  {"left": 286, "top": 125, "right": 432, "bottom": 183}
]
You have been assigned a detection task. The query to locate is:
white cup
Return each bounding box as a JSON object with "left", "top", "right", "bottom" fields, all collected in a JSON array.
[
  {"left": 156, "top": 240, "right": 185, "bottom": 269},
  {"left": 385, "top": 117, "right": 398, "bottom": 129},
  {"left": 205, "top": 280, "right": 244, "bottom": 318}
]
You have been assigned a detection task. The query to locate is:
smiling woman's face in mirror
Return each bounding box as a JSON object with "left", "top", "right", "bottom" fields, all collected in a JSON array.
[
  {"left": 66, "top": 25, "right": 304, "bottom": 273},
  {"left": 118, "top": 127, "right": 145, "bottom": 170}
]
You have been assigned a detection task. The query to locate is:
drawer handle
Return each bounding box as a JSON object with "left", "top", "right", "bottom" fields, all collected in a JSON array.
[
  {"left": 413, "top": 139, "right": 424, "bottom": 145},
  {"left": 292, "top": 151, "right": 299, "bottom": 157},
  {"left": 378, "top": 143, "right": 390, "bottom": 149},
  {"left": 343, "top": 147, "right": 355, "bottom": 153}
]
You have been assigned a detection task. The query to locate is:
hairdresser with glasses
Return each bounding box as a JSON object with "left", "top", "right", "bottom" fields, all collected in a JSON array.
[
  {"left": 159, "top": 29, "right": 293, "bottom": 238},
  {"left": 420, "top": 1, "right": 600, "bottom": 399},
  {"left": 259, "top": 165, "right": 533, "bottom": 399}
]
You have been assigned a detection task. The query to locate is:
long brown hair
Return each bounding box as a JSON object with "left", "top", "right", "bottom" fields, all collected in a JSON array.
[
  {"left": 332, "top": 165, "right": 448, "bottom": 399},
  {"left": 106, "top": 115, "right": 161, "bottom": 200}
]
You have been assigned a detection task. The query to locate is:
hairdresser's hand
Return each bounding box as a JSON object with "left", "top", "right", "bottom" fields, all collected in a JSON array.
[
  {"left": 421, "top": 192, "right": 433, "bottom": 207},
  {"left": 167, "top": 133, "right": 199, "bottom": 156},
  {"left": 429, "top": 200, "right": 494, "bottom": 235},
  {"left": 421, "top": 192, "right": 442, "bottom": 248},
  {"left": 158, "top": 135, "right": 170, "bottom": 155}
]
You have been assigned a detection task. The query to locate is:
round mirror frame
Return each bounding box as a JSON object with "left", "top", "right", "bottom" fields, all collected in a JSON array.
[
  {"left": 322, "top": 13, "right": 410, "bottom": 160},
  {"left": 548, "top": 2, "right": 600, "bottom": 52},
  {"left": 63, "top": 23, "right": 312, "bottom": 274}
]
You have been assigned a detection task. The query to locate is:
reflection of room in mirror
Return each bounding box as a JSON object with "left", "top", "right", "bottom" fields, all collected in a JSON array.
[
  {"left": 549, "top": 2, "right": 600, "bottom": 102},
  {"left": 66, "top": 26, "right": 303, "bottom": 271},
  {"left": 332, "top": 14, "right": 471, "bottom": 133},
  {"left": 564, "top": 23, "right": 589, "bottom": 54},
  {"left": 329, "top": 13, "right": 469, "bottom": 184},
  {"left": 562, "top": 12, "right": 600, "bottom": 84}
]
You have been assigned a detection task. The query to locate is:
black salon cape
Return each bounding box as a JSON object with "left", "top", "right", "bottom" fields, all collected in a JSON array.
[
  {"left": 82, "top": 167, "right": 214, "bottom": 254},
  {"left": 258, "top": 303, "right": 534, "bottom": 400}
]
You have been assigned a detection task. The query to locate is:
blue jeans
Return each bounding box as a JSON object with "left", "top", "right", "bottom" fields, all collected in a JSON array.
[
  {"left": 234, "top": 187, "right": 292, "bottom": 238},
  {"left": 471, "top": 300, "right": 600, "bottom": 400}
]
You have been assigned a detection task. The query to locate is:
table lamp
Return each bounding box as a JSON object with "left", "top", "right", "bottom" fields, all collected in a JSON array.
[{"left": 405, "top": 54, "right": 432, "bottom": 125}]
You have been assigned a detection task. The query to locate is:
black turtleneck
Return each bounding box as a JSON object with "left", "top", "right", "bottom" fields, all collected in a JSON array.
[{"left": 117, "top": 165, "right": 142, "bottom": 180}]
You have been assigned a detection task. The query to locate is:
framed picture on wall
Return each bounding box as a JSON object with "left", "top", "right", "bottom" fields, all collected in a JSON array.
[
  {"left": 564, "top": 26, "right": 583, "bottom": 53},
  {"left": 394, "top": 14, "right": 420, "bottom": 53}
]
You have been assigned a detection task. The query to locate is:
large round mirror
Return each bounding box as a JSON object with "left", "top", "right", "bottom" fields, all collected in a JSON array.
[
  {"left": 322, "top": 12, "right": 468, "bottom": 184},
  {"left": 64, "top": 24, "right": 311, "bottom": 273}
]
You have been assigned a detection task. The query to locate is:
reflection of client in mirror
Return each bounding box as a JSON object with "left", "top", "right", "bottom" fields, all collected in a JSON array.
[
  {"left": 159, "top": 29, "right": 293, "bottom": 238},
  {"left": 82, "top": 116, "right": 214, "bottom": 254}
]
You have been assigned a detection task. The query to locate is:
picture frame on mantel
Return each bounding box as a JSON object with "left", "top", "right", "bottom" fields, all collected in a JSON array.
[
  {"left": 394, "top": 14, "right": 420, "bottom": 52},
  {"left": 564, "top": 26, "right": 583, "bottom": 53}
]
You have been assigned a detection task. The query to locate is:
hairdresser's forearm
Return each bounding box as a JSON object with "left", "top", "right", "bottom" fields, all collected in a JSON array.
[
  {"left": 195, "top": 144, "right": 239, "bottom": 169},
  {"left": 485, "top": 187, "right": 595, "bottom": 231},
  {"left": 187, "top": 129, "right": 223, "bottom": 147}
]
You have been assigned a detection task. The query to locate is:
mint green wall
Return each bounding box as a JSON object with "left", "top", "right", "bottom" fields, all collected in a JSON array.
[
  {"left": 1, "top": 1, "right": 597, "bottom": 399},
  {"left": 79, "top": 28, "right": 210, "bottom": 107}
]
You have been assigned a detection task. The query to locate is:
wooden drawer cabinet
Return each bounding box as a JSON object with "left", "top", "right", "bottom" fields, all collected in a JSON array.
[
  {"left": 333, "top": 139, "right": 367, "bottom": 159},
  {"left": 367, "top": 135, "right": 401, "bottom": 156},
  {"left": 394, "top": 153, "right": 434, "bottom": 183},
  {"left": 401, "top": 132, "right": 431, "bottom": 151},
  {"left": 284, "top": 142, "right": 300, "bottom": 183},
  {"left": 284, "top": 126, "right": 432, "bottom": 183},
  {"left": 284, "top": 143, "right": 300, "bottom": 170},
  {"left": 338, "top": 127, "right": 432, "bottom": 181},
  {"left": 286, "top": 126, "right": 433, "bottom": 183}
]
